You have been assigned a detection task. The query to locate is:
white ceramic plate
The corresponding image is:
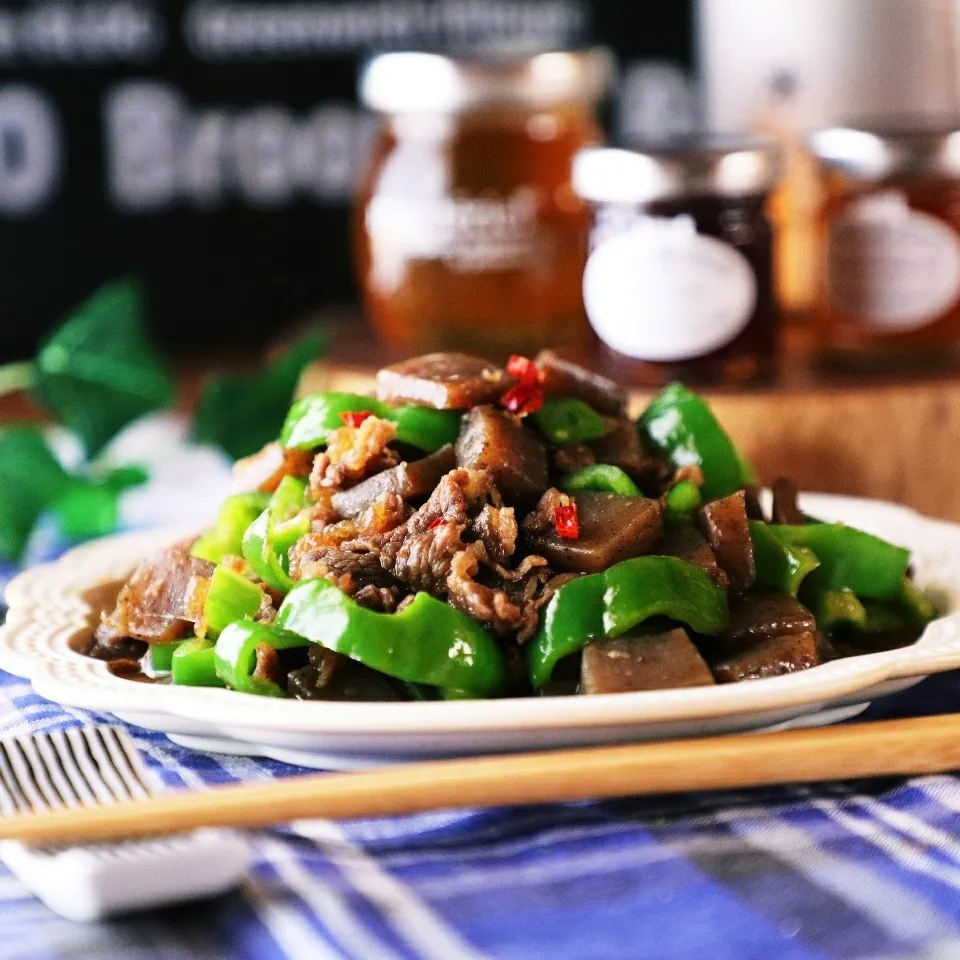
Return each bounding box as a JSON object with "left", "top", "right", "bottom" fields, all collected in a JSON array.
[{"left": 2, "top": 494, "right": 959, "bottom": 769}]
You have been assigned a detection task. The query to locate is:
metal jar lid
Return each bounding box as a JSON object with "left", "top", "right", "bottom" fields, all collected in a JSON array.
[
  {"left": 572, "top": 135, "right": 780, "bottom": 205},
  {"left": 809, "top": 120, "right": 960, "bottom": 179},
  {"left": 360, "top": 48, "right": 613, "bottom": 114}
]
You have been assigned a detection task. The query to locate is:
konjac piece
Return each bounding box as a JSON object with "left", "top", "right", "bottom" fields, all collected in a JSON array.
[
  {"left": 376, "top": 353, "right": 514, "bottom": 410},
  {"left": 581, "top": 628, "right": 716, "bottom": 694},
  {"left": 331, "top": 445, "right": 456, "bottom": 519},
  {"left": 698, "top": 490, "right": 756, "bottom": 592},
  {"left": 535, "top": 350, "right": 628, "bottom": 417},
  {"left": 726, "top": 592, "right": 817, "bottom": 643},
  {"left": 709, "top": 630, "right": 823, "bottom": 683},
  {"left": 525, "top": 490, "right": 663, "bottom": 573},
  {"left": 455, "top": 405, "right": 549, "bottom": 505}
]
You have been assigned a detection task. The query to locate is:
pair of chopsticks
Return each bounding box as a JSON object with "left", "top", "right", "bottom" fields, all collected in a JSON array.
[{"left": 2, "top": 713, "right": 958, "bottom": 847}]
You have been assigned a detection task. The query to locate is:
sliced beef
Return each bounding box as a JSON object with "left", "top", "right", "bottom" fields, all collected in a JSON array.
[
  {"left": 524, "top": 490, "right": 663, "bottom": 574},
  {"left": 287, "top": 651, "right": 403, "bottom": 701},
  {"left": 101, "top": 547, "right": 214, "bottom": 643},
  {"left": 309, "top": 416, "right": 398, "bottom": 492},
  {"left": 654, "top": 524, "right": 729, "bottom": 588},
  {"left": 376, "top": 353, "right": 513, "bottom": 409},
  {"left": 535, "top": 349, "right": 628, "bottom": 417},
  {"left": 233, "top": 442, "right": 314, "bottom": 494},
  {"left": 456, "top": 405, "right": 548, "bottom": 506},
  {"left": 709, "top": 631, "right": 822, "bottom": 683},
  {"left": 286, "top": 645, "right": 341, "bottom": 699},
  {"left": 581, "top": 628, "right": 716, "bottom": 695},
  {"left": 698, "top": 490, "right": 756, "bottom": 592},
  {"left": 771, "top": 477, "right": 805, "bottom": 525},
  {"left": 726, "top": 592, "right": 816, "bottom": 644},
  {"left": 331, "top": 445, "right": 456, "bottom": 519}
]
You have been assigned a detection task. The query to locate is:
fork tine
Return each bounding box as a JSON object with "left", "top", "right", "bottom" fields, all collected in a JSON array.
[
  {"left": 81, "top": 728, "right": 138, "bottom": 803},
  {"left": 0, "top": 742, "right": 31, "bottom": 815},
  {"left": 64, "top": 729, "right": 116, "bottom": 806},
  {"left": 13, "top": 737, "right": 66, "bottom": 812},
  {"left": 49, "top": 730, "right": 100, "bottom": 809},
  {"left": 1, "top": 741, "right": 50, "bottom": 813},
  {"left": 33, "top": 734, "right": 82, "bottom": 810},
  {"left": 98, "top": 729, "right": 154, "bottom": 801}
]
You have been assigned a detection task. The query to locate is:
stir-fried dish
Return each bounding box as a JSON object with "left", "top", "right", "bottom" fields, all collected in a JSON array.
[{"left": 90, "top": 351, "right": 938, "bottom": 701}]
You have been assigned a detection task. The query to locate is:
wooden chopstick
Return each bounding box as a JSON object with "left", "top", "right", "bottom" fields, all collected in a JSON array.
[{"left": 3, "top": 713, "right": 959, "bottom": 847}]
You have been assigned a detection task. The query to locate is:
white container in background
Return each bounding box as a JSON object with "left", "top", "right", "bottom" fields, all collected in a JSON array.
[{"left": 697, "top": 0, "right": 960, "bottom": 131}]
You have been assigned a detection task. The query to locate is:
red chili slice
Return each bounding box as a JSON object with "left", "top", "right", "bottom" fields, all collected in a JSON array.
[
  {"left": 554, "top": 503, "right": 579, "bottom": 540},
  {"left": 506, "top": 354, "right": 542, "bottom": 385},
  {"left": 340, "top": 410, "right": 372, "bottom": 428},
  {"left": 428, "top": 516, "right": 446, "bottom": 530},
  {"left": 500, "top": 382, "right": 544, "bottom": 416}
]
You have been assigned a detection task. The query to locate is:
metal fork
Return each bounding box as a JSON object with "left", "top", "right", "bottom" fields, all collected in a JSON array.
[{"left": 0, "top": 725, "right": 250, "bottom": 921}]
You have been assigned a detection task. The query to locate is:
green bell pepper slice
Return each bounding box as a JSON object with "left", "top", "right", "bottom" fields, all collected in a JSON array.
[
  {"left": 276, "top": 579, "right": 506, "bottom": 696},
  {"left": 561, "top": 464, "right": 641, "bottom": 497},
  {"left": 804, "top": 587, "right": 868, "bottom": 631},
  {"left": 639, "top": 383, "right": 756, "bottom": 502},
  {"left": 241, "top": 475, "right": 311, "bottom": 594},
  {"left": 203, "top": 566, "right": 264, "bottom": 638},
  {"left": 896, "top": 577, "right": 937, "bottom": 630},
  {"left": 280, "top": 391, "right": 460, "bottom": 453},
  {"left": 192, "top": 492, "right": 271, "bottom": 564},
  {"left": 172, "top": 637, "right": 226, "bottom": 687},
  {"left": 280, "top": 392, "right": 390, "bottom": 449},
  {"left": 666, "top": 480, "right": 703, "bottom": 516},
  {"left": 214, "top": 621, "right": 311, "bottom": 696},
  {"left": 391, "top": 406, "right": 461, "bottom": 451},
  {"left": 767, "top": 523, "right": 910, "bottom": 600},
  {"left": 528, "top": 556, "right": 729, "bottom": 688},
  {"left": 148, "top": 640, "right": 182, "bottom": 673},
  {"left": 530, "top": 398, "right": 609, "bottom": 445},
  {"left": 749, "top": 520, "right": 820, "bottom": 597}
]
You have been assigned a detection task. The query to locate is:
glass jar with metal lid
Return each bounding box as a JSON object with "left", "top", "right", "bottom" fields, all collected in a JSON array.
[
  {"left": 810, "top": 120, "right": 960, "bottom": 370},
  {"left": 571, "top": 135, "right": 781, "bottom": 385},
  {"left": 354, "top": 48, "right": 613, "bottom": 354}
]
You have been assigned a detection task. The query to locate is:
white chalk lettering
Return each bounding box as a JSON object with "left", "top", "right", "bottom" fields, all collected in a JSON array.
[
  {"left": 184, "top": 0, "right": 585, "bottom": 60},
  {"left": 0, "top": 86, "right": 61, "bottom": 217},
  {"left": 104, "top": 81, "right": 374, "bottom": 213},
  {"left": 0, "top": 2, "right": 162, "bottom": 65}
]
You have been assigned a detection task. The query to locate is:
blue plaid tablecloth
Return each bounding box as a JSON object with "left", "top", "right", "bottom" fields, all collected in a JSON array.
[{"left": 2, "top": 667, "right": 960, "bottom": 960}]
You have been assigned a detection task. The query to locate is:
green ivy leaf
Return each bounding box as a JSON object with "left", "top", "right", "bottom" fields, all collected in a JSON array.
[
  {"left": 191, "top": 328, "right": 329, "bottom": 461},
  {"left": 0, "top": 427, "right": 72, "bottom": 562},
  {"left": 31, "top": 278, "right": 175, "bottom": 457}
]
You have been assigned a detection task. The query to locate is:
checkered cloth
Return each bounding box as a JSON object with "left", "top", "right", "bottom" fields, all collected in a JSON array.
[{"left": 2, "top": 431, "right": 960, "bottom": 959}]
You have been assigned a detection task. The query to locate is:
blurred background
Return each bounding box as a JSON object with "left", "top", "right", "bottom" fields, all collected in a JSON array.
[{"left": 6, "top": 0, "right": 960, "bottom": 521}]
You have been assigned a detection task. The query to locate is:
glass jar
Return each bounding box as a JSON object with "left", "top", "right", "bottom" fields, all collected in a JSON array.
[
  {"left": 572, "top": 136, "right": 781, "bottom": 385},
  {"left": 354, "top": 49, "right": 611, "bottom": 354},
  {"left": 809, "top": 121, "right": 960, "bottom": 371}
]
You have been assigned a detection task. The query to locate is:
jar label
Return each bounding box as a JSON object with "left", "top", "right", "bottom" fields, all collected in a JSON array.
[
  {"left": 582, "top": 214, "right": 757, "bottom": 362},
  {"left": 365, "top": 188, "right": 540, "bottom": 275},
  {"left": 828, "top": 191, "right": 960, "bottom": 331}
]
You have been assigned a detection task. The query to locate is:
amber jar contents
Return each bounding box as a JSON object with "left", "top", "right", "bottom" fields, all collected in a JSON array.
[
  {"left": 810, "top": 123, "right": 960, "bottom": 370},
  {"left": 355, "top": 50, "right": 611, "bottom": 354},
  {"left": 572, "top": 138, "right": 781, "bottom": 385}
]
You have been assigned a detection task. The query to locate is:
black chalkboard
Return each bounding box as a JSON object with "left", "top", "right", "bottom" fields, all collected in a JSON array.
[{"left": 0, "top": 0, "right": 691, "bottom": 359}]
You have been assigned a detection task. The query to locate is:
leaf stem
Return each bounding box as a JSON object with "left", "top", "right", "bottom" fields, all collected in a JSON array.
[{"left": 0, "top": 362, "right": 34, "bottom": 397}]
